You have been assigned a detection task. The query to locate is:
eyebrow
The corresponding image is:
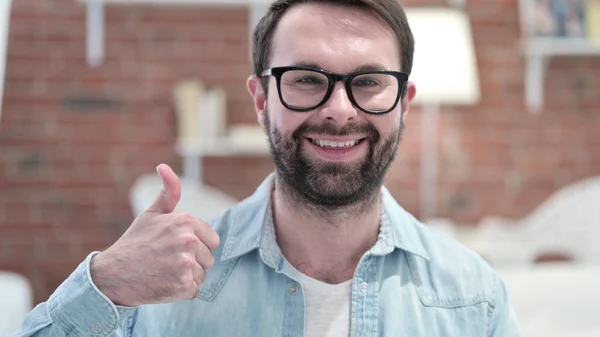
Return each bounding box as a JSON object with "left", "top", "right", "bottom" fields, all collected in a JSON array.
[{"left": 290, "top": 61, "right": 389, "bottom": 73}]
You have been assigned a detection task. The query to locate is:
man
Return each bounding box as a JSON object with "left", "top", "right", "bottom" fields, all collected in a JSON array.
[{"left": 12, "top": 0, "right": 521, "bottom": 336}]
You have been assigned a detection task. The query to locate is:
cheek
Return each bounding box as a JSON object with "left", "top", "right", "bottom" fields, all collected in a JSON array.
[
  {"left": 368, "top": 113, "right": 401, "bottom": 137},
  {"left": 267, "top": 101, "right": 312, "bottom": 133}
]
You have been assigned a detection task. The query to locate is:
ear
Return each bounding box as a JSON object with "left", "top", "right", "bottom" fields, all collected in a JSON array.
[
  {"left": 400, "top": 81, "right": 417, "bottom": 121},
  {"left": 247, "top": 75, "right": 267, "bottom": 127}
]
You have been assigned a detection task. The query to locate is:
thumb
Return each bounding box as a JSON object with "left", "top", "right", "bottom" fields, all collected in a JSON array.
[{"left": 147, "top": 164, "right": 182, "bottom": 214}]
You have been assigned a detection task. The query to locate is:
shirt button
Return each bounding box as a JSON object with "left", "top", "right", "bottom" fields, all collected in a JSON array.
[
  {"left": 91, "top": 323, "right": 103, "bottom": 334},
  {"left": 289, "top": 283, "right": 298, "bottom": 295},
  {"left": 360, "top": 282, "right": 369, "bottom": 293}
]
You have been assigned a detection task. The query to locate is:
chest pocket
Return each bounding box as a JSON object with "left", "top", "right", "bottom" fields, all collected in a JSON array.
[{"left": 404, "top": 252, "right": 494, "bottom": 337}]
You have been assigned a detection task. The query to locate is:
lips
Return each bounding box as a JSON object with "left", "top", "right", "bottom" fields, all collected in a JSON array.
[
  {"left": 303, "top": 136, "right": 368, "bottom": 162},
  {"left": 308, "top": 138, "right": 365, "bottom": 148}
]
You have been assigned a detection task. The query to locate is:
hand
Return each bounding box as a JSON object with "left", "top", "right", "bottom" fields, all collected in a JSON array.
[{"left": 90, "top": 164, "right": 220, "bottom": 307}]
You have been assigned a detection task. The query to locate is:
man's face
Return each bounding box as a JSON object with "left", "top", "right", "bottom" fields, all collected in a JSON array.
[{"left": 248, "top": 3, "right": 417, "bottom": 207}]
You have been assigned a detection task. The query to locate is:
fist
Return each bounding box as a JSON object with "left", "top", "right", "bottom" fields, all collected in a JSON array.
[{"left": 90, "top": 164, "right": 220, "bottom": 307}]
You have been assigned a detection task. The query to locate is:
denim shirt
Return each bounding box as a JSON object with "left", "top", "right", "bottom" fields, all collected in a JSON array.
[{"left": 12, "top": 173, "right": 521, "bottom": 337}]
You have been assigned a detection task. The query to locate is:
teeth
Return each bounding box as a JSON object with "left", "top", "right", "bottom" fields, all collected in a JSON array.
[{"left": 311, "top": 139, "right": 360, "bottom": 148}]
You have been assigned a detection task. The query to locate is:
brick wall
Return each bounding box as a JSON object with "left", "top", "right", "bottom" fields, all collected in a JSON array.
[{"left": 0, "top": 0, "right": 599, "bottom": 304}]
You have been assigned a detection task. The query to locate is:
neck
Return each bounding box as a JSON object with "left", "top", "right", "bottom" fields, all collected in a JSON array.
[{"left": 272, "top": 175, "right": 382, "bottom": 284}]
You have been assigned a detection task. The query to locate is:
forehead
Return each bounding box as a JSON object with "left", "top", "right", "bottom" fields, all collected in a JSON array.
[{"left": 270, "top": 3, "right": 401, "bottom": 72}]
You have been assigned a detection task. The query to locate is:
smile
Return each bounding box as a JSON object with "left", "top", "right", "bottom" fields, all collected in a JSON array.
[
  {"left": 303, "top": 136, "right": 368, "bottom": 162},
  {"left": 308, "top": 138, "right": 365, "bottom": 148}
]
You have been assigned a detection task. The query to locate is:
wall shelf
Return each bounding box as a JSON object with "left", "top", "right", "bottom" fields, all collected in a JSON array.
[
  {"left": 79, "top": 0, "right": 273, "bottom": 182},
  {"left": 80, "top": 0, "right": 270, "bottom": 67},
  {"left": 175, "top": 125, "right": 270, "bottom": 182},
  {"left": 522, "top": 37, "right": 600, "bottom": 114},
  {"left": 174, "top": 126, "right": 270, "bottom": 158},
  {"left": 524, "top": 37, "right": 600, "bottom": 57},
  {"left": 518, "top": 0, "right": 600, "bottom": 113}
]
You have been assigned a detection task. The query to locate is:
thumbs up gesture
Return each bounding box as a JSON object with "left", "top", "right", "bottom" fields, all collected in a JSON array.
[{"left": 90, "top": 164, "right": 221, "bottom": 307}]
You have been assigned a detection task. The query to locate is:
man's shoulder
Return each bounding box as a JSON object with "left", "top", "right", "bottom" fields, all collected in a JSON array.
[
  {"left": 402, "top": 216, "right": 501, "bottom": 307},
  {"left": 415, "top": 218, "right": 496, "bottom": 279},
  {"left": 381, "top": 187, "right": 498, "bottom": 298}
]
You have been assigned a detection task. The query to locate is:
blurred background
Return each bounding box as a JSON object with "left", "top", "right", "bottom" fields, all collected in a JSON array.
[{"left": 0, "top": 0, "right": 599, "bottom": 336}]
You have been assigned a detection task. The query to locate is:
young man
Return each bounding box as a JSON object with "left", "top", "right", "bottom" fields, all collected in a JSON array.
[{"left": 12, "top": 1, "right": 521, "bottom": 336}]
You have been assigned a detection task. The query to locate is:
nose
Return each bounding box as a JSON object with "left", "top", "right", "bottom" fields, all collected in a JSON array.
[{"left": 317, "top": 82, "right": 358, "bottom": 125}]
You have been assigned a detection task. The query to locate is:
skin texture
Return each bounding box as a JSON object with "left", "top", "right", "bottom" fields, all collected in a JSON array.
[{"left": 247, "top": 3, "right": 417, "bottom": 283}]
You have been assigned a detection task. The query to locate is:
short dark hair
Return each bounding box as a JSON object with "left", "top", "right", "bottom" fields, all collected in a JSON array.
[{"left": 251, "top": 0, "right": 415, "bottom": 92}]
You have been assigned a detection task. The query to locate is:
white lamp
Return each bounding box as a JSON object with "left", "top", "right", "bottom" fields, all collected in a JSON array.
[{"left": 405, "top": 8, "right": 481, "bottom": 220}]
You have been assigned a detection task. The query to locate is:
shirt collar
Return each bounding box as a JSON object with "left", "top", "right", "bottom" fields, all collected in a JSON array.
[{"left": 221, "top": 173, "right": 430, "bottom": 265}]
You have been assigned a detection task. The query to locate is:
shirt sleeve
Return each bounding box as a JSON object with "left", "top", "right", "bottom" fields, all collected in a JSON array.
[
  {"left": 487, "top": 272, "right": 522, "bottom": 337},
  {"left": 8, "top": 252, "right": 138, "bottom": 337}
]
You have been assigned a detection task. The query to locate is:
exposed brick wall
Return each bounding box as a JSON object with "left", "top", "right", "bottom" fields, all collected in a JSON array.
[{"left": 0, "top": 0, "right": 599, "bottom": 304}]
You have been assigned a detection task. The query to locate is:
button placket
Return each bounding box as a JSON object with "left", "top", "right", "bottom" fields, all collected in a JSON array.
[
  {"left": 351, "top": 255, "right": 380, "bottom": 337},
  {"left": 282, "top": 278, "right": 305, "bottom": 337}
]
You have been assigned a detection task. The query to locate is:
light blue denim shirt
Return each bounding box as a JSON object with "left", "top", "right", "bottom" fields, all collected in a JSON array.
[{"left": 12, "top": 173, "right": 521, "bottom": 337}]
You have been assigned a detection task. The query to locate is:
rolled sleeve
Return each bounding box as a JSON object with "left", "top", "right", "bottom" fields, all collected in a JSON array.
[{"left": 47, "top": 252, "right": 137, "bottom": 336}]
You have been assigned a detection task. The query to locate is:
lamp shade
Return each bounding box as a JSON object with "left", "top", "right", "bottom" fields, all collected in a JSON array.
[{"left": 405, "top": 8, "right": 481, "bottom": 106}]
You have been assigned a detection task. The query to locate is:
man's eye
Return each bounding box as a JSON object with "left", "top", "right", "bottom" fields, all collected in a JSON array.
[
  {"left": 353, "top": 79, "right": 380, "bottom": 87},
  {"left": 296, "top": 77, "right": 326, "bottom": 85}
]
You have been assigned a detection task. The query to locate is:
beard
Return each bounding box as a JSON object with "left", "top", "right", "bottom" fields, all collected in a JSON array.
[{"left": 264, "top": 108, "right": 405, "bottom": 210}]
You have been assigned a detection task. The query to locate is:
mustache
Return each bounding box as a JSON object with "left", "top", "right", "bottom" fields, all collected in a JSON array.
[{"left": 291, "top": 121, "right": 380, "bottom": 143}]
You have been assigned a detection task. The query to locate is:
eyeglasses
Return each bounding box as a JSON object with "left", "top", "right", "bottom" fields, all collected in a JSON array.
[{"left": 260, "top": 66, "right": 409, "bottom": 115}]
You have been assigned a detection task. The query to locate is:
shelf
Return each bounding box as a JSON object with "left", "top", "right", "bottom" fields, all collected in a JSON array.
[
  {"left": 175, "top": 132, "right": 270, "bottom": 157},
  {"left": 174, "top": 125, "right": 270, "bottom": 181},
  {"left": 517, "top": 0, "right": 600, "bottom": 113},
  {"left": 175, "top": 125, "right": 270, "bottom": 157},
  {"left": 524, "top": 37, "right": 600, "bottom": 57},
  {"left": 522, "top": 37, "right": 600, "bottom": 114},
  {"left": 80, "top": 0, "right": 270, "bottom": 67}
]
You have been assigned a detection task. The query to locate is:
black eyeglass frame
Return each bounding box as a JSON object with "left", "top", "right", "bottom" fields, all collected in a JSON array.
[{"left": 260, "top": 66, "right": 409, "bottom": 115}]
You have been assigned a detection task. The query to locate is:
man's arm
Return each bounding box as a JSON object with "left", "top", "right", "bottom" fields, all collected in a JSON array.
[
  {"left": 10, "top": 164, "right": 219, "bottom": 336},
  {"left": 487, "top": 272, "right": 522, "bottom": 337},
  {"left": 9, "top": 252, "right": 137, "bottom": 337}
]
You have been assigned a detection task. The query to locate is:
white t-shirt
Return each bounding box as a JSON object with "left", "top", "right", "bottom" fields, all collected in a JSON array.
[{"left": 294, "top": 271, "right": 353, "bottom": 337}]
